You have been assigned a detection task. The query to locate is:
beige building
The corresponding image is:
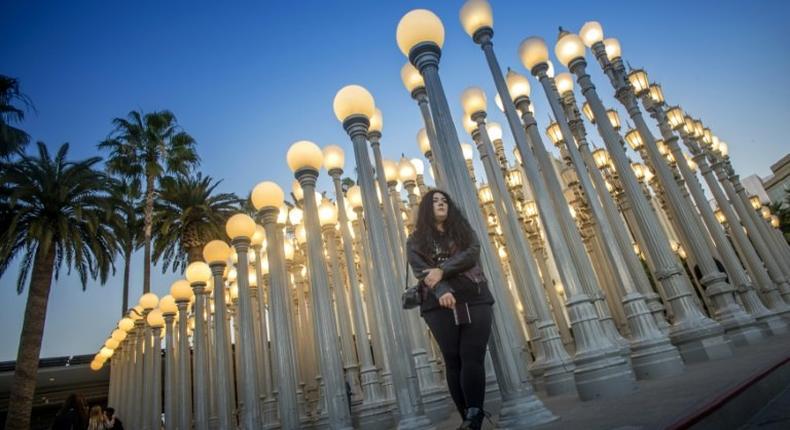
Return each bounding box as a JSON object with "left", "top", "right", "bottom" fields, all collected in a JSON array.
[{"left": 763, "top": 153, "right": 790, "bottom": 207}]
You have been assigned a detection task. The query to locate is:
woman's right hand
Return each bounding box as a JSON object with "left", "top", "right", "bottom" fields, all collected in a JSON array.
[{"left": 438, "top": 292, "right": 456, "bottom": 309}]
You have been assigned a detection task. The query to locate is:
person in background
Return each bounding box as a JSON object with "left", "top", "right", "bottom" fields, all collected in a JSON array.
[
  {"left": 86, "top": 405, "right": 106, "bottom": 430},
  {"left": 51, "top": 393, "right": 88, "bottom": 430},
  {"left": 104, "top": 407, "right": 124, "bottom": 430}
]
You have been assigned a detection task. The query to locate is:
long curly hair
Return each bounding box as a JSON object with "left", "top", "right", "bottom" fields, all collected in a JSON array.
[{"left": 412, "top": 189, "right": 475, "bottom": 257}]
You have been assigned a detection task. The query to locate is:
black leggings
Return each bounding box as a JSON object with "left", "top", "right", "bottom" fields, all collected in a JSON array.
[{"left": 423, "top": 304, "right": 493, "bottom": 416}]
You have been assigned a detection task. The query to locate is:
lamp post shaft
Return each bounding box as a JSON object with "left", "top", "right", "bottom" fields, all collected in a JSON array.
[
  {"left": 164, "top": 314, "right": 177, "bottom": 430},
  {"left": 261, "top": 208, "right": 302, "bottom": 430},
  {"left": 570, "top": 51, "right": 731, "bottom": 362},
  {"left": 413, "top": 89, "right": 448, "bottom": 189},
  {"left": 190, "top": 284, "right": 210, "bottom": 430},
  {"left": 176, "top": 301, "right": 192, "bottom": 430},
  {"left": 209, "top": 264, "right": 236, "bottom": 429},
  {"left": 684, "top": 141, "right": 790, "bottom": 330},
  {"left": 252, "top": 248, "right": 273, "bottom": 401},
  {"left": 322, "top": 224, "right": 363, "bottom": 403},
  {"left": 559, "top": 91, "right": 670, "bottom": 334},
  {"left": 295, "top": 170, "right": 353, "bottom": 429},
  {"left": 410, "top": 40, "right": 557, "bottom": 425},
  {"left": 151, "top": 327, "right": 162, "bottom": 430},
  {"left": 475, "top": 35, "right": 636, "bottom": 396},
  {"left": 231, "top": 238, "right": 263, "bottom": 429},
  {"left": 351, "top": 211, "right": 393, "bottom": 399},
  {"left": 641, "top": 102, "right": 764, "bottom": 345},
  {"left": 343, "top": 117, "right": 430, "bottom": 429},
  {"left": 716, "top": 163, "right": 790, "bottom": 301},
  {"left": 471, "top": 113, "right": 576, "bottom": 395},
  {"left": 330, "top": 173, "right": 383, "bottom": 404},
  {"left": 540, "top": 71, "right": 686, "bottom": 378},
  {"left": 141, "top": 318, "right": 153, "bottom": 430}
]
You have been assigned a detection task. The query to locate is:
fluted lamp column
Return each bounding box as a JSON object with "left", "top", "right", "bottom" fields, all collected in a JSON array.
[
  {"left": 159, "top": 296, "right": 178, "bottom": 430},
  {"left": 555, "top": 75, "right": 671, "bottom": 335},
  {"left": 656, "top": 107, "right": 787, "bottom": 334},
  {"left": 627, "top": 76, "right": 764, "bottom": 346},
  {"left": 170, "top": 281, "right": 193, "bottom": 430},
  {"left": 138, "top": 293, "right": 159, "bottom": 430},
  {"left": 399, "top": 9, "right": 557, "bottom": 425},
  {"left": 319, "top": 197, "right": 364, "bottom": 403},
  {"left": 286, "top": 140, "right": 354, "bottom": 429},
  {"left": 251, "top": 181, "right": 302, "bottom": 430},
  {"left": 537, "top": 63, "right": 685, "bottom": 378},
  {"left": 563, "top": 21, "right": 732, "bottom": 362},
  {"left": 146, "top": 309, "right": 165, "bottom": 430},
  {"left": 460, "top": 85, "right": 577, "bottom": 395},
  {"left": 402, "top": 62, "right": 448, "bottom": 189},
  {"left": 334, "top": 85, "right": 432, "bottom": 429},
  {"left": 202, "top": 241, "right": 236, "bottom": 429},
  {"left": 324, "top": 148, "right": 387, "bottom": 405},
  {"left": 225, "top": 214, "right": 264, "bottom": 429},
  {"left": 581, "top": 28, "right": 766, "bottom": 345},
  {"left": 185, "top": 262, "right": 213, "bottom": 430}
]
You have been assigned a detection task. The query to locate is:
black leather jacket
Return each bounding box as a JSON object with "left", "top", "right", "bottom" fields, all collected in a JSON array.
[{"left": 406, "top": 231, "right": 491, "bottom": 312}]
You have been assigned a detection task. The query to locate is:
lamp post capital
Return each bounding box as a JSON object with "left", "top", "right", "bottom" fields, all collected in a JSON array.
[{"left": 409, "top": 41, "right": 442, "bottom": 72}]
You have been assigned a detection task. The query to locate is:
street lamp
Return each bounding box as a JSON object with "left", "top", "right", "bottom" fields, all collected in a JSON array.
[
  {"left": 202, "top": 239, "right": 235, "bottom": 429},
  {"left": 462, "top": 84, "right": 576, "bottom": 395},
  {"left": 633, "top": 79, "right": 763, "bottom": 346},
  {"left": 319, "top": 197, "right": 363, "bottom": 403},
  {"left": 169, "top": 279, "right": 193, "bottom": 430},
  {"left": 287, "top": 139, "right": 354, "bottom": 429},
  {"left": 185, "top": 261, "right": 212, "bottom": 430},
  {"left": 544, "top": 31, "right": 684, "bottom": 381},
  {"left": 334, "top": 84, "right": 431, "bottom": 428},
  {"left": 225, "top": 213, "right": 263, "bottom": 429},
  {"left": 158, "top": 294, "right": 178, "bottom": 430},
  {"left": 565, "top": 21, "right": 732, "bottom": 363},
  {"left": 146, "top": 309, "right": 164, "bottom": 430},
  {"left": 521, "top": 34, "right": 641, "bottom": 396},
  {"left": 251, "top": 180, "right": 301, "bottom": 429}
]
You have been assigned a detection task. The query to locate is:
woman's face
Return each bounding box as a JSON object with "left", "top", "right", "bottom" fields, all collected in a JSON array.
[{"left": 432, "top": 192, "right": 448, "bottom": 223}]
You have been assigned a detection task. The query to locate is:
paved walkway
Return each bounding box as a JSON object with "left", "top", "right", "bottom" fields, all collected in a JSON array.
[{"left": 436, "top": 333, "right": 790, "bottom": 429}]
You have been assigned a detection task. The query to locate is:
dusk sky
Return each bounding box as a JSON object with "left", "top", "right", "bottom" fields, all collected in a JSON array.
[{"left": 2, "top": 0, "right": 789, "bottom": 361}]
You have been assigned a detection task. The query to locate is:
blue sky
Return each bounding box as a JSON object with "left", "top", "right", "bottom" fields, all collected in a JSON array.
[{"left": 2, "top": 0, "right": 789, "bottom": 361}]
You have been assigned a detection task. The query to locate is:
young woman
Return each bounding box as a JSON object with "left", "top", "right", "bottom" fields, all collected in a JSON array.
[
  {"left": 87, "top": 405, "right": 107, "bottom": 430},
  {"left": 407, "top": 189, "right": 495, "bottom": 430}
]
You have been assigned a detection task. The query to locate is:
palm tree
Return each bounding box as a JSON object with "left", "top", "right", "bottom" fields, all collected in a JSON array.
[
  {"left": 0, "top": 75, "right": 33, "bottom": 158},
  {"left": 0, "top": 142, "right": 117, "bottom": 430},
  {"left": 99, "top": 110, "right": 199, "bottom": 293},
  {"left": 152, "top": 173, "right": 241, "bottom": 272},
  {"left": 109, "top": 178, "right": 143, "bottom": 315}
]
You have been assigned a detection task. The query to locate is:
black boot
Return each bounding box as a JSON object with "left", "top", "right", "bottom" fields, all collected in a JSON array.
[{"left": 458, "top": 407, "right": 485, "bottom": 430}]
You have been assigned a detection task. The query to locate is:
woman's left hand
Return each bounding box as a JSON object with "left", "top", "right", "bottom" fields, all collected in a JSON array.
[{"left": 422, "top": 268, "right": 444, "bottom": 288}]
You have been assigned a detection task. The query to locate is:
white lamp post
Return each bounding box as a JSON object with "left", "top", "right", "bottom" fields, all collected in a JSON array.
[
  {"left": 202, "top": 240, "right": 236, "bottom": 429},
  {"left": 335, "top": 84, "right": 432, "bottom": 429},
  {"left": 226, "top": 213, "right": 263, "bottom": 429},
  {"left": 251, "top": 181, "right": 302, "bottom": 430},
  {"left": 287, "top": 140, "right": 354, "bottom": 429}
]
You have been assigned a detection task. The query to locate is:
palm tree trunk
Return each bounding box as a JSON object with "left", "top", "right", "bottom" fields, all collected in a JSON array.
[
  {"left": 4, "top": 245, "right": 56, "bottom": 430},
  {"left": 187, "top": 245, "right": 203, "bottom": 264},
  {"left": 122, "top": 247, "right": 132, "bottom": 316},
  {"left": 143, "top": 172, "right": 155, "bottom": 293}
]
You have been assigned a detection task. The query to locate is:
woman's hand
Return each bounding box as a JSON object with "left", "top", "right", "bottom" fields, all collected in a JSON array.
[
  {"left": 438, "top": 292, "right": 456, "bottom": 309},
  {"left": 422, "top": 268, "right": 444, "bottom": 288}
]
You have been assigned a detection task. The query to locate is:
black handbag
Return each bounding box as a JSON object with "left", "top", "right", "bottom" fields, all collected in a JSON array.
[{"left": 402, "top": 256, "right": 422, "bottom": 310}]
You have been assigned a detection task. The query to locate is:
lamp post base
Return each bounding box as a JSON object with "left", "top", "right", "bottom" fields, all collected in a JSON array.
[
  {"left": 351, "top": 398, "right": 395, "bottom": 429},
  {"left": 495, "top": 389, "right": 558, "bottom": 429},
  {"left": 669, "top": 320, "right": 733, "bottom": 363},
  {"left": 622, "top": 293, "right": 685, "bottom": 380}
]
